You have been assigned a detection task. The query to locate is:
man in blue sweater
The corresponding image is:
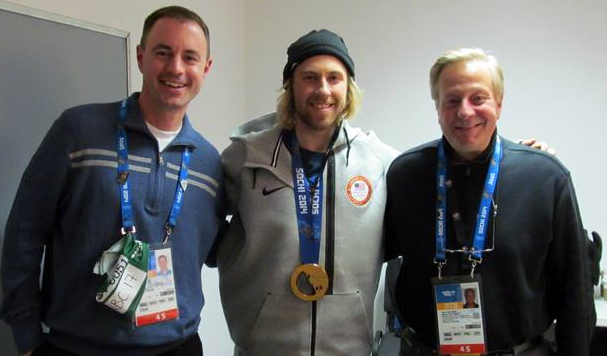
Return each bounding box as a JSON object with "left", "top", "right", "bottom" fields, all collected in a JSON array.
[{"left": 0, "top": 6, "right": 223, "bottom": 355}]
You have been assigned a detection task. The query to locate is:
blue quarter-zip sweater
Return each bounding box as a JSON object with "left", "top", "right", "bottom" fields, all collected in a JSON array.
[{"left": 0, "top": 93, "right": 224, "bottom": 355}]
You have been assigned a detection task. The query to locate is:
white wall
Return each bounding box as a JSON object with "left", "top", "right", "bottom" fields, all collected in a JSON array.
[
  {"left": 4, "top": 0, "right": 606, "bottom": 353},
  {"left": 10, "top": 0, "right": 246, "bottom": 149},
  {"left": 7, "top": 0, "right": 241, "bottom": 354},
  {"left": 245, "top": 1, "right": 607, "bottom": 274}
]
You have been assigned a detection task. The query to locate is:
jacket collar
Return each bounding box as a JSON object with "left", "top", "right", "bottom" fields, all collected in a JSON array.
[
  {"left": 271, "top": 119, "right": 359, "bottom": 166},
  {"left": 123, "top": 92, "right": 199, "bottom": 149},
  {"left": 232, "top": 113, "right": 361, "bottom": 186}
]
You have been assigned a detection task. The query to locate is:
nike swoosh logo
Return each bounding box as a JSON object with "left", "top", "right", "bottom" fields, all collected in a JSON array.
[{"left": 262, "top": 185, "right": 288, "bottom": 196}]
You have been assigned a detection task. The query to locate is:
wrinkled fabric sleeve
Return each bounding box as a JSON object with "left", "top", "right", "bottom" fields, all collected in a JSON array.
[
  {"left": 206, "top": 140, "right": 246, "bottom": 268},
  {"left": 383, "top": 158, "right": 404, "bottom": 262},
  {"left": 549, "top": 173, "right": 594, "bottom": 355},
  {"left": 221, "top": 140, "right": 246, "bottom": 216},
  {"left": 0, "top": 114, "right": 73, "bottom": 354},
  {"left": 205, "top": 160, "right": 228, "bottom": 268}
]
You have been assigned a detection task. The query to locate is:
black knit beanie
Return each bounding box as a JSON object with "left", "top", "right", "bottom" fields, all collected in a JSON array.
[{"left": 282, "top": 29, "right": 355, "bottom": 82}]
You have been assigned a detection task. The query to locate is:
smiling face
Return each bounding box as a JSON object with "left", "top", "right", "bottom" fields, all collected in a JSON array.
[
  {"left": 465, "top": 289, "right": 476, "bottom": 305},
  {"left": 158, "top": 255, "right": 168, "bottom": 271},
  {"left": 465, "top": 289, "right": 476, "bottom": 306},
  {"left": 291, "top": 55, "right": 348, "bottom": 135},
  {"left": 436, "top": 60, "right": 502, "bottom": 161},
  {"left": 137, "top": 17, "right": 211, "bottom": 118}
]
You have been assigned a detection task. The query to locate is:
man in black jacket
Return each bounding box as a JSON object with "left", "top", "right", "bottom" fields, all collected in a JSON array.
[{"left": 385, "top": 48, "right": 594, "bottom": 355}]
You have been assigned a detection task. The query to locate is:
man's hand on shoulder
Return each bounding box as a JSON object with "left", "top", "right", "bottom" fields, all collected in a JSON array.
[{"left": 519, "top": 138, "right": 557, "bottom": 155}]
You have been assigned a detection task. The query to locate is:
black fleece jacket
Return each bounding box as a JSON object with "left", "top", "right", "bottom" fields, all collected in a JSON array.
[{"left": 385, "top": 134, "right": 594, "bottom": 354}]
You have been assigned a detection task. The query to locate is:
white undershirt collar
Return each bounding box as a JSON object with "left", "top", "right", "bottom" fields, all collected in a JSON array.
[{"left": 145, "top": 122, "right": 182, "bottom": 152}]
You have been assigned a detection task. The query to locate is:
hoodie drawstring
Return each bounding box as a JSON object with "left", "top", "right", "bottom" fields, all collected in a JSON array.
[{"left": 343, "top": 126, "right": 351, "bottom": 167}]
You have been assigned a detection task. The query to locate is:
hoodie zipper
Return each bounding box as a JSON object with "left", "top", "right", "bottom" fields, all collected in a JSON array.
[
  {"left": 325, "top": 152, "right": 336, "bottom": 294},
  {"left": 310, "top": 152, "right": 336, "bottom": 355},
  {"left": 311, "top": 301, "right": 317, "bottom": 356}
]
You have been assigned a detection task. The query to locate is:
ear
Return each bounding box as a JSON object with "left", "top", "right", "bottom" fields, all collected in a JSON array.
[
  {"left": 436, "top": 101, "right": 441, "bottom": 124},
  {"left": 136, "top": 45, "right": 144, "bottom": 73},
  {"left": 495, "top": 95, "right": 503, "bottom": 120},
  {"left": 203, "top": 57, "right": 213, "bottom": 77}
]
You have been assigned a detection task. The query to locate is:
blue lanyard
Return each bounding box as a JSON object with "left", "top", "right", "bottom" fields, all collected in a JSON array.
[
  {"left": 435, "top": 136, "right": 502, "bottom": 266},
  {"left": 290, "top": 137, "right": 324, "bottom": 265},
  {"left": 116, "top": 98, "right": 190, "bottom": 243}
]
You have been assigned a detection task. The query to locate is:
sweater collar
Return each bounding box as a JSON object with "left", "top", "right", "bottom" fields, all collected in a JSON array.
[
  {"left": 123, "top": 92, "right": 199, "bottom": 149},
  {"left": 443, "top": 130, "right": 497, "bottom": 165}
]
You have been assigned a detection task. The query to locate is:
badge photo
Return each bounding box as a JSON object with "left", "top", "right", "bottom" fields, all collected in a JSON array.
[{"left": 346, "top": 175, "right": 372, "bottom": 206}]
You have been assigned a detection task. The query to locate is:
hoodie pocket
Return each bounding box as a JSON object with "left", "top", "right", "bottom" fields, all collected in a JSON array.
[
  {"left": 314, "top": 291, "right": 373, "bottom": 355},
  {"left": 245, "top": 293, "right": 311, "bottom": 355}
]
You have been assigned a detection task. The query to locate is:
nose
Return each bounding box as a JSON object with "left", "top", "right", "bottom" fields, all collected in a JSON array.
[
  {"left": 316, "top": 77, "right": 330, "bottom": 95},
  {"left": 457, "top": 99, "right": 474, "bottom": 119},
  {"left": 166, "top": 55, "right": 184, "bottom": 75}
]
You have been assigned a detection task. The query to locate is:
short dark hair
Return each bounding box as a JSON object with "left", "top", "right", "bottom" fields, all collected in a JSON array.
[
  {"left": 465, "top": 288, "right": 475, "bottom": 296},
  {"left": 140, "top": 6, "right": 210, "bottom": 58}
]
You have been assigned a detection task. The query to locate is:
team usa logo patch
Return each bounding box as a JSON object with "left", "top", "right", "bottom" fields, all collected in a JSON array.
[{"left": 346, "top": 176, "right": 372, "bottom": 206}]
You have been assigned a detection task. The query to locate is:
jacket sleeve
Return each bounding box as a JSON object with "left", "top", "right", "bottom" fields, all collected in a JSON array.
[
  {"left": 367, "top": 132, "right": 401, "bottom": 262},
  {"left": 205, "top": 155, "right": 229, "bottom": 268},
  {"left": 549, "top": 173, "right": 594, "bottom": 355},
  {"left": 383, "top": 161, "right": 402, "bottom": 262},
  {"left": 0, "top": 114, "right": 74, "bottom": 354},
  {"left": 220, "top": 140, "right": 246, "bottom": 216},
  {"left": 209, "top": 139, "right": 246, "bottom": 267}
]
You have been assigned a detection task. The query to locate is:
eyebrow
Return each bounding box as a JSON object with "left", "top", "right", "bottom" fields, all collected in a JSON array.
[
  {"left": 184, "top": 50, "right": 201, "bottom": 58},
  {"left": 151, "top": 44, "right": 201, "bottom": 58},
  {"left": 327, "top": 70, "right": 345, "bottom": 77},
  {"left": 443, "top": 86, "right": 491, "bottom": 96},
  {"left": 299, "top": 69, "right": 345, "bottom": 77},
  {"left": 152, "top": 44, "right": 172, "bottom": 52}
]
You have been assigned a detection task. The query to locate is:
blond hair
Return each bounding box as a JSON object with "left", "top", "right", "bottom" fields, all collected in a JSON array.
[
  {"left": 276, "top": 76, "right": 362, "bottom": 129},
  {"left": 429, "top": 48, "right": 504, "bottom": 107}
]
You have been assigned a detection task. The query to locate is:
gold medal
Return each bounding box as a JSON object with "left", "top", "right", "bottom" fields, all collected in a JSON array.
[{"left": 290, "top": 263, "right": 329, "bottom": 302}]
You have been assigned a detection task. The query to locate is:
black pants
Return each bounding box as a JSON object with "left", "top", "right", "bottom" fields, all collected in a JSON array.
[{"left": 32, "top": 333, "right": 203, "bottom": 356}]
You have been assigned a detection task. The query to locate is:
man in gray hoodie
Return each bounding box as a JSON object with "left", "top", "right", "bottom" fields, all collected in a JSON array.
[{"left": 216, "top": 29, "right": 397, "bottom": 355}]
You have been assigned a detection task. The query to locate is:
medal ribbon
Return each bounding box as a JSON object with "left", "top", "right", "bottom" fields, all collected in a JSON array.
[
  {"left": 435, "top": 136, "right": 502, "bottom": 264},
  {"left": 116, "top": 98, "right": 190, "bottom": 241},
  {"left": 290, "top": 137, "right": 324, "bottom": 265}
]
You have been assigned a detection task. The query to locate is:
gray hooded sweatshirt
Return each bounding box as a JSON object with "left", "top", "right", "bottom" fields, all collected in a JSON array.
[{"left": 217, "top": 113, "right": 397, "bottom": 355}]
